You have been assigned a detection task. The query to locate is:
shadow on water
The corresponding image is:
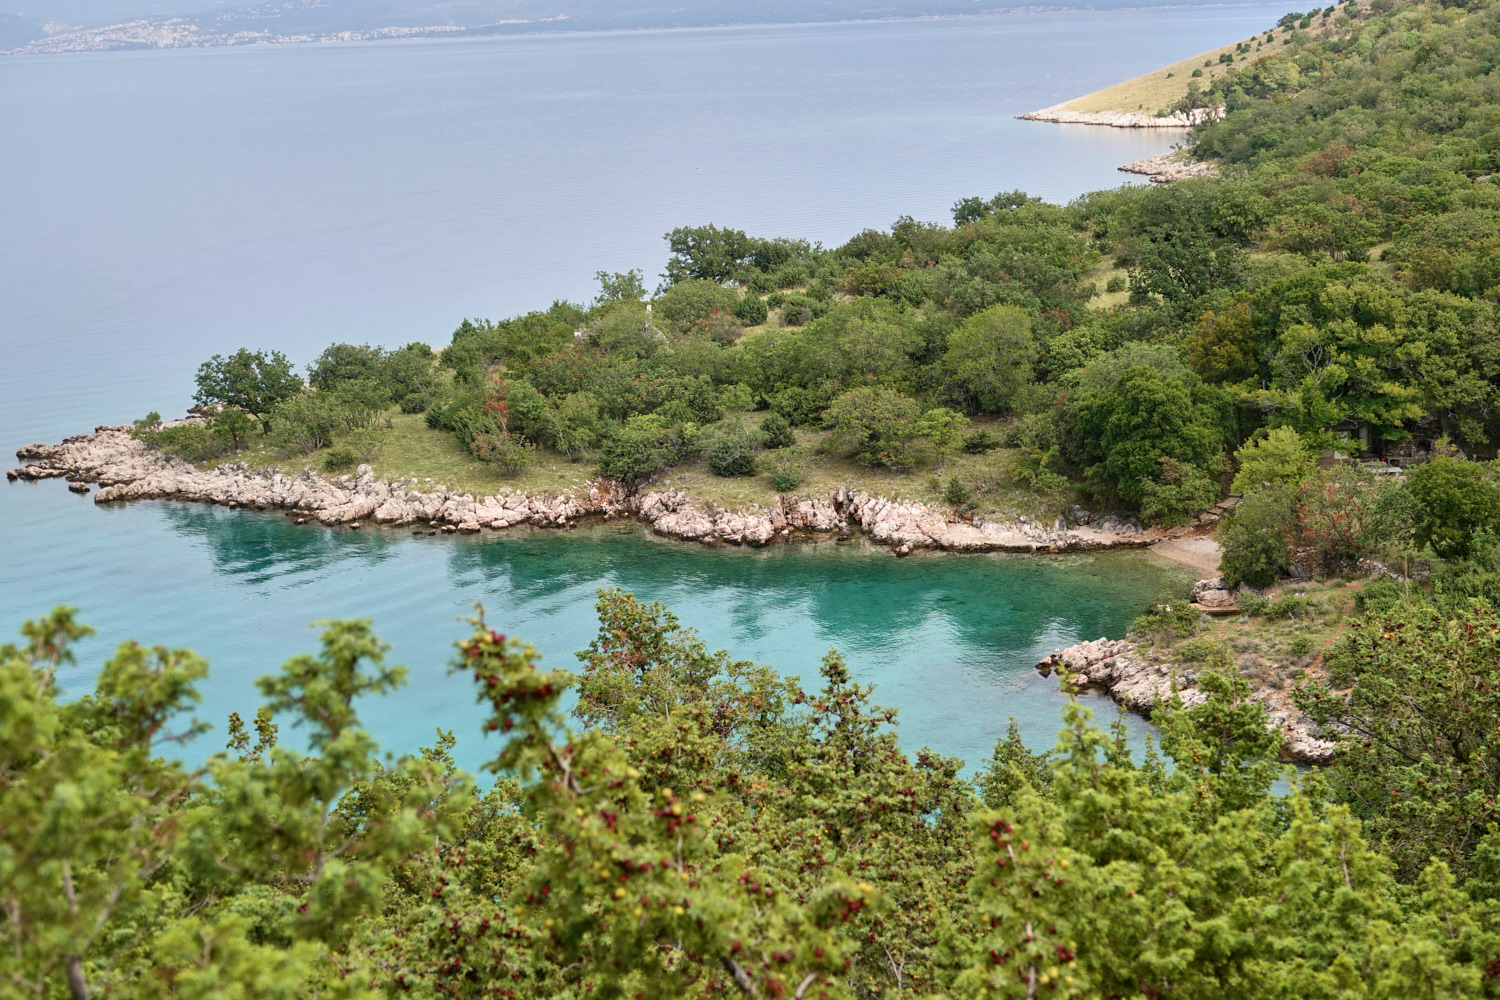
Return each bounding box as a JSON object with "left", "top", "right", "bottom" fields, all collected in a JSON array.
[{"left": 159, "top": 502, "right": 403, "bottom": 585}]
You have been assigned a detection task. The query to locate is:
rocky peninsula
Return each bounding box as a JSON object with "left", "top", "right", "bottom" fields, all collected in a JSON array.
[
  {"left": 7, "top": 423, "right": 1224, "bottom": 554},
  {"left": 1036, "top": 576, "right": 1338, "bottom": 764},
  {"left": 1017, "top": 106, "right": 1221, "bottom": 129}
]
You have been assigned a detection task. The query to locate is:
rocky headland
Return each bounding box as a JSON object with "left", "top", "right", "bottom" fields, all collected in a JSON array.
[
  {"left": 1118, "top": 151, "right": 1219, "bottom": 184},
  {"left": 1017, "top": 105, "right": 1222, "bottom": 129},
  {"left": 5, "top": 423, "right": 1231, "bottom": 555},
  {"left": 1035, "top": 575, "right": 1338, "bottom": 764}
]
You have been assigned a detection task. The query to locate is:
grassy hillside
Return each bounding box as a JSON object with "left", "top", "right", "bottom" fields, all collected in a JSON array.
[{"left": 1057, "top": 2, "right": 1373, "bottom": 114}]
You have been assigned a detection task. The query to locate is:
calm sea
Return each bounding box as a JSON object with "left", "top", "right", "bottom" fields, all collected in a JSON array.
[{"left": 0, "top": 9, "right": 1272, "bottom": 771}]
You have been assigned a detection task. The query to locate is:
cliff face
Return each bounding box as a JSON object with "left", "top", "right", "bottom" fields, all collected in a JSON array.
[{"left": 10, "top": 424, "right": 1179, "bottom": 555}]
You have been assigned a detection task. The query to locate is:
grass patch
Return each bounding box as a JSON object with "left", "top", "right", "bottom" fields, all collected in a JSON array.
[
  {"left": 208, "top": 410, "right": 1073, "bottom": 520},
  {"left": 1055, "top": 6, "right": 1363, "bottom": 115},
  {"left": 1137, "top": 577, "right": 1370, "bottom": 690}
]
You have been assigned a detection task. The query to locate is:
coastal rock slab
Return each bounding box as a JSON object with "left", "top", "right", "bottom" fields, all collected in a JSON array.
[
  {"left": 1038, "top": 635, "right": 1333, "bottom": 763},
  {"left": 1018, "top": 105, "right": 1222, "bottom": 128}
]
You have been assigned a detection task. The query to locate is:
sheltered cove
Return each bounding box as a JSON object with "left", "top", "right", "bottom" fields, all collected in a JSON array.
[{"left": 8, "top": 422, "right": 1337, "bottom": 763}]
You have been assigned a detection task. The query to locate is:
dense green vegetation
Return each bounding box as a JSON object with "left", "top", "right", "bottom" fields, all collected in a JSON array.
[
  {"left": 6, "top": 588, "right": 1500, "bottom": 1000},
  {"left": 170, "top": 0, "right": 1500, "bottom": 532},
  {"left": 61, "top": 1, "right": 1500, "bottom": 993}
]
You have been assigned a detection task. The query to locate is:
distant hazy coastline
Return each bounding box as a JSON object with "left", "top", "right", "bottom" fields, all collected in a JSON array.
[{"left": 1, "top": 1, "right": 1289, "bottom": 56}]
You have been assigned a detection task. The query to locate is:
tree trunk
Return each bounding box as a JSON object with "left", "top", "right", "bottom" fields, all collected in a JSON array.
[{"left": 65, "top": 954, "right": 90, "bottom": 1000}]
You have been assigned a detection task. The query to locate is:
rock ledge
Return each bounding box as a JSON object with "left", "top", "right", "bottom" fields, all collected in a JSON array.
[{"left": 8, "top": 425, "right": 1222, "bottom": 557}]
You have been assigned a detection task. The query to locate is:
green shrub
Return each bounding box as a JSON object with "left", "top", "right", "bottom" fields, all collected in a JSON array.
[
  {"left": 321, "top": 446, "right": 359, "bottom": 473},
  {"left": 759, "top": 411, "right": 796, "bottom": 449},
  {"left": 1139, "top": 458, "right": 1220, "bottom": 527},
  {"left": 399, "top": 392, "right": 429, "bottom": 414},
  {"left": 1289, "top": 635, "right": 1315, "bottom": 656},
  {"left": 598, "top": 416, "right": 676, "bottom": 486},
  {"left": 1353, "top": 576, "right": 1409, "bottom": 614},
  {"left": 942, "top": 476, "right": 973, "bottom": 509},
  {"left": 1219, "top": 485, "right": 1296, "bottom": 588},
  {"left": 824, "top": 385, "right": 919, "bottom": 470},
  {"left": 764, "top": 447, "right": 807, "bottom": 493},
  {"left": 269, "top": 393, "right": 343, "bottom": 455},
  {"left": 746, "top": 270, "right": 777, "bottom": 294},
  {"left": 1131, "top": 598, "right": 1200, "bottom": 639},
  {"left": 1238, "top": 592, "right": 1269, "bottom": 617},
  {"left": 1265, "top": 593, "right": 1318, "bottom": 620},
  {"left": 733, "top": 294, "right": 769, "bottom": 326},
  {"left": 470, "top": 431, "right": 535, "bottom": 476},
  {"left": 705, "top": 426, "right": 761, "bottom": 477},
  {"left": 346, "top": 427, "right": 386, "bottom": 462},
  {"left": 1176, "top": 637, "right": 1230, "bottom": 664},
  {"left": 1105, "top": 274, "right": 1128, "bottom": 292},
  {"left": 962, "top": 428, "right": 1002, "bottom": 454}
]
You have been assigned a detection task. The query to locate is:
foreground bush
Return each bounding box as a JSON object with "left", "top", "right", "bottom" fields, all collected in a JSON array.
[{"left": 7, "top": 592, "right": 1500, "bottom": 998}]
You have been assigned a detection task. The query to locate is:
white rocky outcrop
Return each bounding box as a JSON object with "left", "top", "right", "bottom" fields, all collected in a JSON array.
[
  {"left": 1036, "top": 579, "right": 1338, "bottom": 763},
  {"left": 1018, "top": 105, "right": 1222, "bottom": 128},
  {"left": 9, "top": 425, "right": 1187, "bottom": 556},
  {"left": 1118, "top": 152, "right": 1219, "bottom": 184}
]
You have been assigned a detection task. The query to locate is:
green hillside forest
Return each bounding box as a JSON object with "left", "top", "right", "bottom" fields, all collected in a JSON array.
[{"left": 16, "top": 0, "right": 1500, "bottom": 996}]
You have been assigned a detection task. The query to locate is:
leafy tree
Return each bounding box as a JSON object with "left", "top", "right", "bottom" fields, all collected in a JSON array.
[
  {"left": 594, "top": 268, "right": 647, "bottom": 306},
  {"left": 194, "top": 349, "right": 302, "bottom": 433},
  {"left": 662, "top": 224, "right": 754, "bottom": 285},
  {"left": 1187, "top": 296, "right": 1261, "bottom": 384},
  {"left": 653, "top": 279, "right": 739, "bottom": 332},
  {"left": 208, "top": 406, "right": 255, "bottom": 450},
  {"left": 914, "top": 407, "right": 968, "bottom": 466},
  {"left": 940, "top": 304, "right": 1036, "bottom": 413},
  {"left": 1218, "top": 483, "right": 1297, "bottom": 587},
  {"left": 307, "top": 342, "right": 387, "bottom": 391},
  {"left": 1230, "top": 425, "right": 1313, "bottom": 495},
  {"left": 1406, "top": 457, "right": 1500, "bottom": 559},
  {"left": 1072, "top": 366, "right": 1230, "bottom": 506},
  {"left": 823, "top": 386, "right": 919, "bottom": 470},
  {"left": 267, "top": 393, "right": 342, "bottom": 455}
]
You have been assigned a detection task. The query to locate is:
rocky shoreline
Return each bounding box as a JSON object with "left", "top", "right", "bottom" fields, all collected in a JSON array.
[
  {"left": 1118, "top": 151, "right": 1218, "bottom": 184},
  {"left": 1035, "top": 580, "right": 1337, "bottom": 764},
  {"left": 6, "top": 424, "right": 1222, "bottom": 555},
  {"left": 1017, "top": 105, "right": 1222, "bottom": 129}
]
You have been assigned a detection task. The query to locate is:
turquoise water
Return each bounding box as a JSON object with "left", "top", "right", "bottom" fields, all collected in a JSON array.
[
  {"left": 0, "top": 486, "right": 1187, "bottom": 774},
  {"left": 0, "top": 12, "right": 1268, "bottom": 772}
]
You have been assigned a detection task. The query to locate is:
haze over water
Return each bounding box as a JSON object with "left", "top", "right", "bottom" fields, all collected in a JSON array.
[{"left": 0, "top": 8, "right": 1271, "bottom": 771}]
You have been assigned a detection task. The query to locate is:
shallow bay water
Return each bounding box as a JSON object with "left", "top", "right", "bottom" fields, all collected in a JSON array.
[
  {"left": 0, "top": 489, "right": 1189, "bottom": 774},
  {"left": 0, "top": 9, "right": 1274, "bottom": 770}
]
